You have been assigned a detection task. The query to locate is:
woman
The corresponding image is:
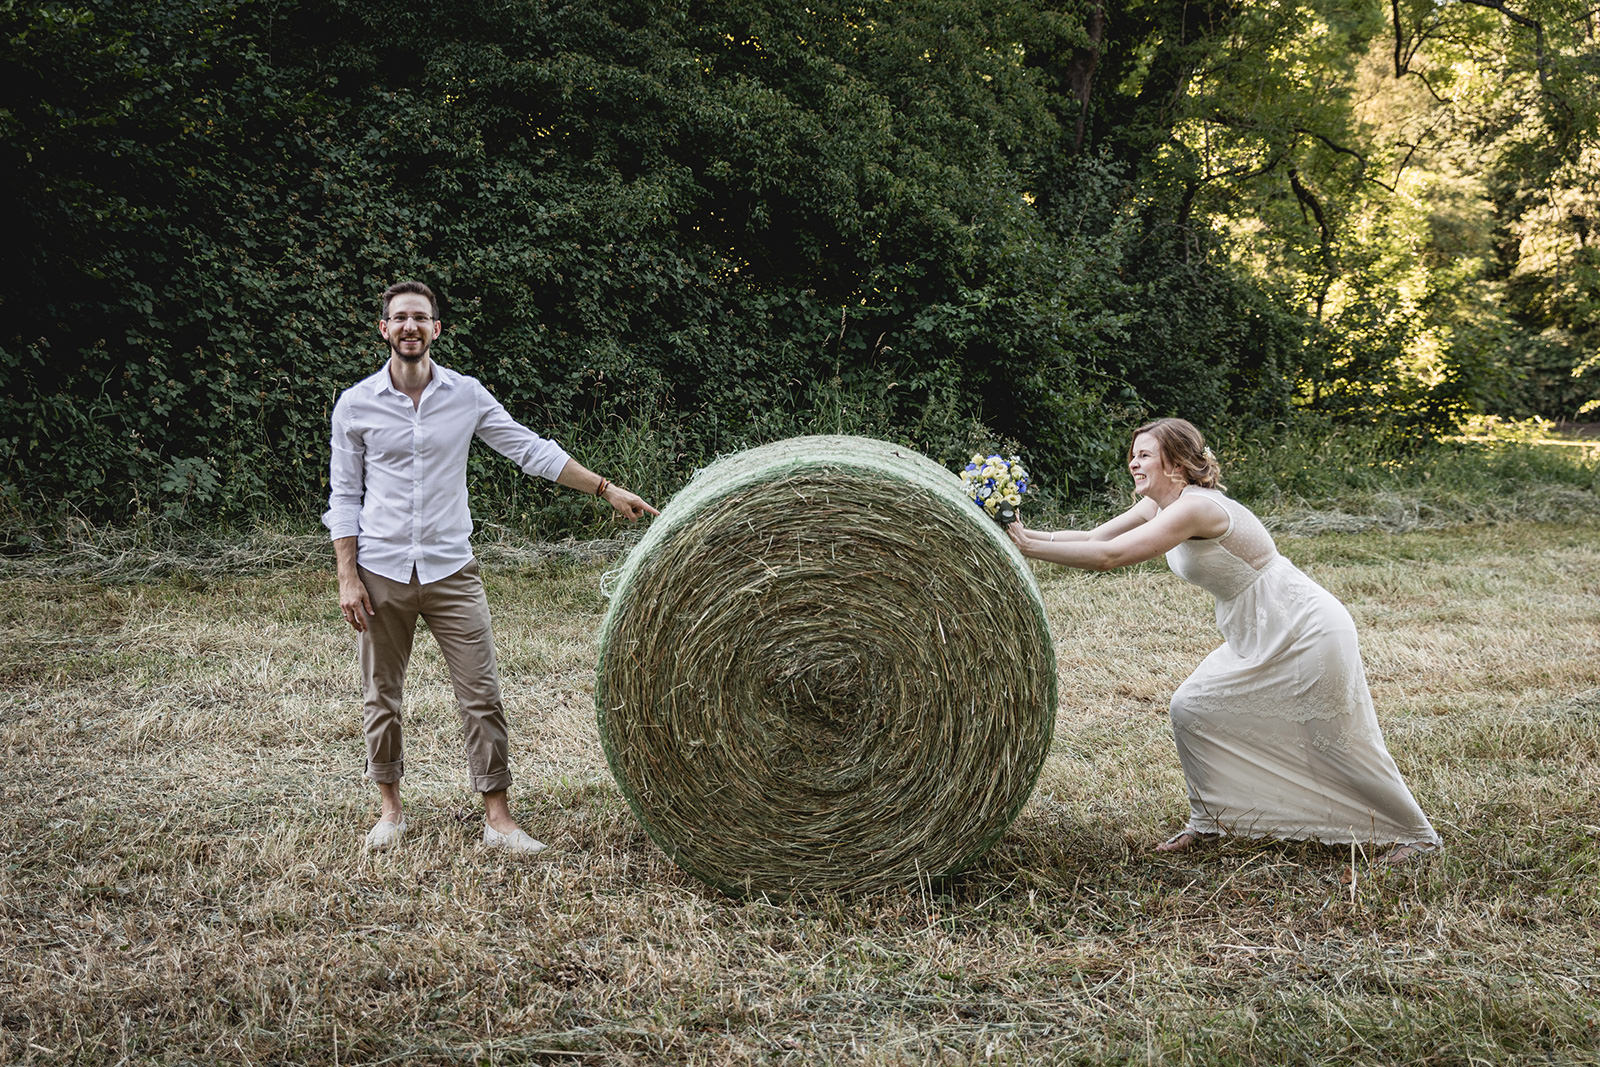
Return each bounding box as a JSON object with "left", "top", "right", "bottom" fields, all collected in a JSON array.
[{"left": 1010, "top": 419, "right": 1439, "bottom": 863}]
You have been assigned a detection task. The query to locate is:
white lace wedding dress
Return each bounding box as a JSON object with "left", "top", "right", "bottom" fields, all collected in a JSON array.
[{"left": 1162, "top": 486, "right": 1439, "bottom": 848}]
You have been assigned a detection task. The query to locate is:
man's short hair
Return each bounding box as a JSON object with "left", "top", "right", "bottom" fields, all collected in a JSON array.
[{"left": 381, "top": 280, "right": 439, "bottom": 320}]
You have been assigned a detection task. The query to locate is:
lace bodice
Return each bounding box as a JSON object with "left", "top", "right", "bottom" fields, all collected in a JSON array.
[{"left": 1163, "top": 487, "right": 1279, "bottom": 602}]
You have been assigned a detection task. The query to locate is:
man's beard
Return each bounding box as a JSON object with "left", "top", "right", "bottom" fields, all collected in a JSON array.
[{"left": 391, "top": 338, "right": 430, "bottom": 363}]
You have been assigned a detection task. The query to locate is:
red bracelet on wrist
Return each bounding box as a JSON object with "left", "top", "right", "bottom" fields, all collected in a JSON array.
[{"left": 595, "top": 478, "right": 610, "bottom": 497}]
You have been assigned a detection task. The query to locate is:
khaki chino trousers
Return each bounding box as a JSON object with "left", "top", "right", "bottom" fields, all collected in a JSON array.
[{"left": 357, "top": 559, "right": 512, "bottom": 793}]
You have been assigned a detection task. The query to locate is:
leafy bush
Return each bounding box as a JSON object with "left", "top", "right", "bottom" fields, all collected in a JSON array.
[{"left": 6, "top": 0, "right": 1578, "bottom": 538}]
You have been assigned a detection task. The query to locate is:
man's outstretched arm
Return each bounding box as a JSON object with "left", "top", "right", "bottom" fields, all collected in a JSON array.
[{"left": 555, "top": 459, "right": 659, "bottom": 520}]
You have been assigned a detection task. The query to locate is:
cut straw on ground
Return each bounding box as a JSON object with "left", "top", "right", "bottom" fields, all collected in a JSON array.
[{"left": 1, "top": 519, "right": 1596, "bottom": 1065}]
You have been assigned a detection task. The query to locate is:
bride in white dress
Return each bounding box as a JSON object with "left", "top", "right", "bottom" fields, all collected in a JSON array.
[{"left": 1009, "top": 418, "right": 1439, "bottom": 863}]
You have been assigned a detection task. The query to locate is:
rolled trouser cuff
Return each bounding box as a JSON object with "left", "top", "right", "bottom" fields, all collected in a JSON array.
[
  {"left": 469, "top": 769, "right": 512, "bottom": 794},
  {"left": 366, "top": 758, "right": 405, "bottom": 784}
]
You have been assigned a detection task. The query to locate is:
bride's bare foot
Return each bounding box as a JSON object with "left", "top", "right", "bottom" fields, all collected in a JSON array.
[
  {"left": 1384, "top": 843, "right": 1432, "bottom": 866},
  {"left": 1155, "top": 829, "right": 1215, "bottom": 853}
]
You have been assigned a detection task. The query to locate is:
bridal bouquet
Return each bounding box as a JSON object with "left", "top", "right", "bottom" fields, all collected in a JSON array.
[{"left": 960, "top": 453, "right": 1030, "bottom": 526}]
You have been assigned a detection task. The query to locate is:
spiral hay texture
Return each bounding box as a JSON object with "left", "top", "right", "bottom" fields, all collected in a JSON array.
[{"left": 596, "top": 436, "right": 1056, "bottom": 896}]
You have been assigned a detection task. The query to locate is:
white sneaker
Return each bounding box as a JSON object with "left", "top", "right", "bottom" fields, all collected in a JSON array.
[
  {"left": 364, "top": 815, "right": 406, "bottom": 851},
  {"left": 483, "top": 824, "right": 547, "bottom": 855}
]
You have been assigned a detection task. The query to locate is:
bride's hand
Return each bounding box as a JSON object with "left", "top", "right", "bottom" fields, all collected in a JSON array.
[{"left": 1007, "top": 518, "right": 1030, "bottom": 548}]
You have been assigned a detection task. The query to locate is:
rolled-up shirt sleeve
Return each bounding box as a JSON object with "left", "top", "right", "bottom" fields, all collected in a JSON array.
[
  {"left": 470, "top": 380, "right": 570, "bottom": 481},
  {"left": 321, "top": 396, "right": 366, "bottom": 539}
]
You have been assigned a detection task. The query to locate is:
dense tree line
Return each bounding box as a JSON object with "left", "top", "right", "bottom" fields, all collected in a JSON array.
[{"left": 4, "top": 0, "right": 1596, "bottom": 531}]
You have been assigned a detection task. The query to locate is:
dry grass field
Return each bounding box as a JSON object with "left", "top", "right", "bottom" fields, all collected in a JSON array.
[{"left": 2, "top": 519, "right": 1597, "bottom": 1065}]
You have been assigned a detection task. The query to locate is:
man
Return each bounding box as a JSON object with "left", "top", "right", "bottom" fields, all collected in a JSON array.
[{"left": 323, "top": 280, "right": 657, "bottom": 854}]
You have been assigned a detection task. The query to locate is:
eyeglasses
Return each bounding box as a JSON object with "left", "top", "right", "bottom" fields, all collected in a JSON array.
[{"left": 384, "top": 313, "right": 436, "bottom": 325}]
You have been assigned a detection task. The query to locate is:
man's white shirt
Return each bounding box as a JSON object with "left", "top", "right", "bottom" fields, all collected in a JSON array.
[{"left": 323, "top": 364, "right": 569, "bottom": 584}]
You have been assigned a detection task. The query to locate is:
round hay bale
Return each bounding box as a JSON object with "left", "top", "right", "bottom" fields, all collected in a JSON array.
[{"left": 595, "top": 435, "right": 1056, "bottom": 895}]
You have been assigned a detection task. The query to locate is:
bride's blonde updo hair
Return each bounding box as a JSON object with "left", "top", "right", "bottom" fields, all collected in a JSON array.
[{"left": 1131, "top": 418, "right": 1223, "bottom": 489}]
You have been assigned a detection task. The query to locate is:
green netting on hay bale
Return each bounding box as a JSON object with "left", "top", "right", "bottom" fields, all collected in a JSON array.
[{"left": 595, "top": 435, "right": 1056, "bottom": 896}]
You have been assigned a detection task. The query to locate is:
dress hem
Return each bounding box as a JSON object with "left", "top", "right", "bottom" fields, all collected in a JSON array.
[{"left": 1184, "top": 821, "right": 1442, "bottom": 850}]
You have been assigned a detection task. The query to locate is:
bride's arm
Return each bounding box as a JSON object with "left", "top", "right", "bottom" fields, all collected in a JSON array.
[
  {"left": 1011, "top": 496, "right": 1223, "bottom": 571},
  {"left": 1008, "top": 499, "right": 1154, "bottom": 553}
]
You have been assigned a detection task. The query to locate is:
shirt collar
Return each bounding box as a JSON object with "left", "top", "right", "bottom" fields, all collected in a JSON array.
[{"left": 365, "top": 361, "right": 458, "bottom": 397}]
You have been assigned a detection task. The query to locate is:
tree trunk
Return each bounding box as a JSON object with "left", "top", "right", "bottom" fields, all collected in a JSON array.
[{"left": 1066, "top": 0, "right": 1107, "bottom": 155}]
